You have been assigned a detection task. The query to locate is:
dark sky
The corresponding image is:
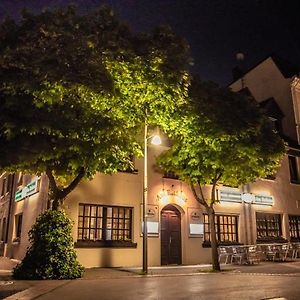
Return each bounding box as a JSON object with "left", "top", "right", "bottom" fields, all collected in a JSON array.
[{"left": 1, "top": 0, "right": 300, "bottom": 85}]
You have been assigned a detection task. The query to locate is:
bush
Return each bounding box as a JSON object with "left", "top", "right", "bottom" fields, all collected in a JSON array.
[{"left": 13, "top": 210, "right": 84, "bottom": 279}]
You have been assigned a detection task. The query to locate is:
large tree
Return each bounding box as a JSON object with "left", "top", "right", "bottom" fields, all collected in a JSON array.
[
  {"left": 0, "top": 7, "right": 190, "bottom": 210},
  {"left": 158, "top": 78, "right": 285, "bottom": 271}
]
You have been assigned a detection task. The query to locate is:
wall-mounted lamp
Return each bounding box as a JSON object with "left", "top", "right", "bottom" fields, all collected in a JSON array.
[{"left": 157, "top": 187, "right": 187, "bottom": 206}]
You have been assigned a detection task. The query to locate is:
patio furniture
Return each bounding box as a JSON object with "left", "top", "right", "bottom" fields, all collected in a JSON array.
[
  {"left": 277, "top": 244, "right": 289, "bottom": 261},
  {"left": 218, "top": 247, "right": 232, "bottom": 264},
  {"left": 231, "top": 246, "right": 246, "bottom": 264},
  {"left": 246, "top": 245, "right": 260, "bottom": 264},
  {"left": 264, "top": 244, "right": 278, "bottom": 261},
  {"left": 292, "top": 243, "right": 300, "bottom": 259}
]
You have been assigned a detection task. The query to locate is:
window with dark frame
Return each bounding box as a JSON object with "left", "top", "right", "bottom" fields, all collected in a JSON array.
[
  {"left": 288, "top": 155, "right": 300, "bottom": 184},
  {"left": 15, "top": 214, "right": 23, "bottom": 240},
  {"left": 1, "top": 218, "right": 6, "bottom": 241},
  {"left": 163, "top": 171, "right": 179, "bottom": 180},
  {"left": 203, "top": 214, "right": 239, "bottom": 244},
  {"left": 77, "top": 204, "right": 133, "bottom": 242},
  {"left": 256, "top": 212, "right": 282, "bottom": 241},
  {"left": 1, "top": 177, "right": 7, "bottom": 196},
  {"left": 289, "top": 215, "right": 300, "bottom": 241}
]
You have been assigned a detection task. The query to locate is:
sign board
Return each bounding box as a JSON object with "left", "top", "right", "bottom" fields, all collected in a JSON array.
[
  {"left": 15, "top": 178, "right": 40, "bottom": 202},
  {"left": 188, "top": 207, "right": 204, "bottom": 237},
  {"left": 140, "top": 204, "right": 159, "bottom": 236},
  {"left": 189, "top": 223, "right": 204, "bottom": 235}
]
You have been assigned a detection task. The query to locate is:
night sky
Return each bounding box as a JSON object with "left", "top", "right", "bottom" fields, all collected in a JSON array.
[{"left": 0, "top": 0, "right": 300, "bottom": 85}]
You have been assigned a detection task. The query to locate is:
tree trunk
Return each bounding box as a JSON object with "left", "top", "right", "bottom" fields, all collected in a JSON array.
[
  {"left": 207, "top": 207, "right": 221, "bottom": 271},
  {"left": 46, "top": 166, "right": 85, "bottom": 211}
]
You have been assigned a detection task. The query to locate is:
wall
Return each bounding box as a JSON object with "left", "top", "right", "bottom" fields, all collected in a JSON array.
[{"left": 230, "top": 57, "right": 297, "bottom": 141}]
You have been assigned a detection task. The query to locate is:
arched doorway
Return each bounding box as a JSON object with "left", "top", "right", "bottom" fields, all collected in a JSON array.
[{"left": 161, "top": 204, "right": 182, "bottom": 265}]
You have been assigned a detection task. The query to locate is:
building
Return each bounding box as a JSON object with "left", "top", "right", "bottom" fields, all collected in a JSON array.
[{"left": 1, "top": 55, "right": 300, "bottom": 268}]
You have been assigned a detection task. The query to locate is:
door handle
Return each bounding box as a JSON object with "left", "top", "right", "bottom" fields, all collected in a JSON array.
[{"left": 169, "top": 236, "right": 172, "bottom": 245}]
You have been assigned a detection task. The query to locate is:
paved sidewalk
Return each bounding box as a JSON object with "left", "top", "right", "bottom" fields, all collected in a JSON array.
[{"left": 1, "top": 257, "right": 300, "bottom": 300}]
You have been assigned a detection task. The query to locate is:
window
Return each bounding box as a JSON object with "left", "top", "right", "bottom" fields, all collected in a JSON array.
[
  {"left": 1, "top": 218, "right": 6, "bottom": 241},
  {"left": 256, "top": 212, "right": 282, "bottom": 241},
  {"left": 118, "top": 155, "right": 138, "bottom": 174},
  {"left": 288, "top": 155, "right": 300, "bottom": 184},
  {"left": 15, "top": 214, "right": 23, "bottom": 240},
  {"left": 77, "top": 204, "right": 133, "bottom": 245},
  {"left": 1, "top": 177, "right": 7, "bottom": 196},
  {"left": 289, "top": 215, "right": 300, "bottom": 241},
  {"left": 203, "top": 214, "right": 239, "bottom": 245},
  {"left": 163, "top": 171, "right": 179, "bottom": 180}
]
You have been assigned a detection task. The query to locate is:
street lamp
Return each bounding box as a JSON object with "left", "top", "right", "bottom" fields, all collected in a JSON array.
[{"left": 143, "top": 122, "right": 161, "bottom": 274}]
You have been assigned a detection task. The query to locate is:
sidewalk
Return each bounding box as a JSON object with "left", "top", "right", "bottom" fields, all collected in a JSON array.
[{"left": 1, "top": 257, "right": 300, "bottom": 300}]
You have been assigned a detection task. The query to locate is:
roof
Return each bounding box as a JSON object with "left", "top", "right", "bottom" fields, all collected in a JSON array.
[{"left": 229, "top": 54, "right": 300, "bottom": 86}]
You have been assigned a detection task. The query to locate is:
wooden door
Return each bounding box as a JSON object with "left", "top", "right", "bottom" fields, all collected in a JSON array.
[{"left": 161, "top": 205, "right": 182, "bottom": 265}]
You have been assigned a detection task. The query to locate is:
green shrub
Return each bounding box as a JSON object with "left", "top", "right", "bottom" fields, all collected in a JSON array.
[{"left": 13, "top": 210, "right": 84, "bottom": 279}]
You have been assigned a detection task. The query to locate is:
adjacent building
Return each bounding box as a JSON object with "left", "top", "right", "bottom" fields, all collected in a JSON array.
[{"left": 1, "top": 55, "right": 300, "bottom": 268}]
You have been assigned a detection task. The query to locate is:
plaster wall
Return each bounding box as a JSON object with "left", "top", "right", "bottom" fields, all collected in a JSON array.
[{"left": 230, "top": 57, "right": 297, "bottom": 141}]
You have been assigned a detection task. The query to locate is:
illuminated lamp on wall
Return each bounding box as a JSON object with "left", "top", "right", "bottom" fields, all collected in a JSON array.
[
  {"left": 174, "top": 191, "right": 187, "bottom": 206},
  {"left": 241, "top": 193, "right": 255, "bottom": 204},
  {"left": 157, "top": 189, "right": 170, "bottom": 206},
  {"left": 157, "top": 184, "right": 187, "bottom": 206}
]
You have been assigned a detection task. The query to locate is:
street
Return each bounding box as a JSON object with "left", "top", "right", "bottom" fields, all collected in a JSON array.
[{"left": 32, "top": 273, "right": 300, "bottom": 300}]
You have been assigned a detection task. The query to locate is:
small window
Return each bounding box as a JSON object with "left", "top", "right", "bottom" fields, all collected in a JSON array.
[
  {"left": 1, "top": 218, "right": 6, "bottom": 241},
  {"left": 15, "top": 214, "right": 23, "bottom": 240},
  {"left": 163, "top": 171, "right": 179, "bottom": 180},
  {"left": 1, "top": 177, "right": 7, "bottom": 196},
  {"left": 288, "top": 156, "right": 300, "bottom": 184}
]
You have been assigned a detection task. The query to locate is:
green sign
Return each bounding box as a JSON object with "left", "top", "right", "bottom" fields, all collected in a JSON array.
[{"left": 15, "top": 179, "right": 39, "bottom": 202}]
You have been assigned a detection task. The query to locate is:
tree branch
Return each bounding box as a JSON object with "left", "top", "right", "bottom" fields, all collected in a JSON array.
[
  {"left": 61, "top": 167, "right": 85, "bottom": 199},
  {"left": 46, "top": 166, "right": 59, "bottom": 194},
  {"left": 210, "top": 171, "right": 223, "bottom": 208},
  {"left": 190, "top": 183, "right": 209, "bottom": 209}
]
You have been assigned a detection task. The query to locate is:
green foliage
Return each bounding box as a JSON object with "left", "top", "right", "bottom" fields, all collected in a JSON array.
[
  {"left": 0, "top": 6, "right": 141, "bottom": 182},
  {"left": 13, "top": 210, "right": 84, "bottom": 279},
  {"left": 159, "top": 77, "right": 286, "bottom": 194},
  {"left": 0, "top": 7, "right": 191, "bottom": 201}
]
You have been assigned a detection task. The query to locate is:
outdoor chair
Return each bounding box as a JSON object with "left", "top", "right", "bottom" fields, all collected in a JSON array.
[
  {"left": 277, "top": 244, "right": 289, "bottom": 261},
  {"left": 246, "top": 246, "right": 260, "bottom": 264},
  {"left": 231, "top": 246, "right": 245, "bottom": 264},
  {"left": 292, "top": 243, "right": 300, "bottom": 259},
  {"left": 265, "top": 245, "right": 277, "bottom": 261},
  {"left": 218, "top": 247, "right": 232, "bottom": 264}
]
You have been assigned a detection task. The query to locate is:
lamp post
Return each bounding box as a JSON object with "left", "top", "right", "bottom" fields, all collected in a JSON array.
[{"left": 142, "top": 121, "right": 161, "bottom": 274}]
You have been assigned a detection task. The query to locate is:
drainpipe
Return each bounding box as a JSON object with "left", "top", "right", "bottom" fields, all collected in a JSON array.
[{"left": 3, "top": 173, "right": 16, "bottom": 257}]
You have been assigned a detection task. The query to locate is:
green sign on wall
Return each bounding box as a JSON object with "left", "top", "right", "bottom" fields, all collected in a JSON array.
[{"left": 15, "top": 179, "right": 39, "bottom": 202}]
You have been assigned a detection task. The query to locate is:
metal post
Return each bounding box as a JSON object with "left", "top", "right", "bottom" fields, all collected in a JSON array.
[{"left": 142, "top": 120, "right": 148, "bottom": 273}]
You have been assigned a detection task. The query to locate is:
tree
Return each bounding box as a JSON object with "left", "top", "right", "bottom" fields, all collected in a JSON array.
[
  {"left": 0, "top": 6, "right": 141, "bottom": 210},
  {"left": 158, "top": 78, "right": 285, "bottom": 271},
  {"left": 13, "top": 210, "right": 84, "bottom": 279},
  {"left": 0, "top": 7, "right": 191, "bottom": 210}
]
